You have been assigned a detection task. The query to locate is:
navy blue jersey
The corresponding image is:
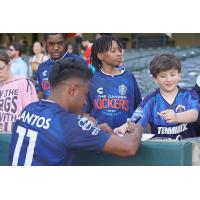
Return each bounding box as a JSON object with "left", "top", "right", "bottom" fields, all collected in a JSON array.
[
  {"left": 83, "top": 67, "right": 142, "bottom": 129},
  {"left": 9, "top": 100, "right": 111, "bottom": 166},
  {"left": 131, "top": 88, "right": 199, "bottom": 139},
  {"left": 37, "top": 52, "right": 86, "bottom": 99}
]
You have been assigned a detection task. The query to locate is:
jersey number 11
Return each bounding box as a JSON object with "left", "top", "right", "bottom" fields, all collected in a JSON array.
[{"left": 12, "top": 125, "right": 38, "bottom": 166}]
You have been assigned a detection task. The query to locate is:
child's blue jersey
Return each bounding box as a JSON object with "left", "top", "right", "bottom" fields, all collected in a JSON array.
[
  {"left": 37, "top": 52, "right": 86, "bottom": 99},
  {"left": 9, "top": 100, "right": 111, "bottom": 166},
  {"left": 83, "top": 67, "right": 142, "bottom": 129},
  {"left": 131, "top": 88, "right": 199, "bottom": 139}
]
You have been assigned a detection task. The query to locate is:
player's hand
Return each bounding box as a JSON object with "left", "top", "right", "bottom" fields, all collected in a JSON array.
[
  {"left": 97, "top": 123, "right": 114, "bottom": 134},
  {"left": 158, "top": 109, "right": 177, "bottom": 123},
  {"left": 114, "top": 123, "right": 129, "bottom": 135}
]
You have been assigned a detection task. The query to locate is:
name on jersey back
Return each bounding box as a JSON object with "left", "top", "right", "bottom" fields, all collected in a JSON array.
[{"left": 18, "top": 110, "right": 51, "bottom": 129}]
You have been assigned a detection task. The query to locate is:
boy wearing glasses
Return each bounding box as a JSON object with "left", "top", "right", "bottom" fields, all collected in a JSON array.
[{"left": 0, "top": 50, "right": 38, "bottom": 133}]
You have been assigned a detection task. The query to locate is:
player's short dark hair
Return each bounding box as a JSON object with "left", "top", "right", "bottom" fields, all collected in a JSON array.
[
  {"left": 0, "top": 49, "right": 10, "bottom": 64},
  {"left": 44, "top": 33, "right": 67, "bottom": 41},
  {"left": 49, "top": 57, "right": 92, "bottom": 88},
  {"left": 149, "top": 53, "right": 181, "bottom": 78},
  {"left": 91, "top": 35, "right": 123, "bottom": 71}
]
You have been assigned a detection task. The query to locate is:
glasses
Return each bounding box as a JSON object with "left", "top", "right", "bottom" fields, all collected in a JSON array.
[{"left": 8, "top": 48, "right": 15, "bottom": 51}]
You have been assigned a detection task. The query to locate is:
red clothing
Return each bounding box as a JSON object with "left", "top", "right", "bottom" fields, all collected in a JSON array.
[{"left": 84, "top": 45, "right": 92, "bottom": 65}]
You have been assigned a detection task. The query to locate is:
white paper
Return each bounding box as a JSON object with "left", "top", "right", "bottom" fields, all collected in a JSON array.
[{"left": 141, "top": 134, "right": 155, "bottom": 141}]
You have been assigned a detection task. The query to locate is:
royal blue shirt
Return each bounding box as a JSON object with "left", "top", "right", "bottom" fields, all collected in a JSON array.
[
  {"left": 131, "top": 87, "right": 199, "bottom": 139},
  {"left": 9, "top": 100, "right": 111, "bottom": 166},
  {"left": 37, "top": 52, "right": 86, "bottom": 99},
  {"left": 83, "top": 67, "right": 142, "bottom": 129}
]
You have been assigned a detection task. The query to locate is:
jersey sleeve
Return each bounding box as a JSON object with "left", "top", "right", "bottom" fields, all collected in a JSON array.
[
  {"left": 64, "top": 115, "right": 111, "bottom": 153},
  {"left": 131, "top": 97, "right": 153, "bottom": 129}
]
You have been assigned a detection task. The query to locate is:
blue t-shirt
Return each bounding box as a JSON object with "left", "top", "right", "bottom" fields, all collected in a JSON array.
[
  {"left": 37, "top": 52, "right": 86, "bottom": 99},
  {"left": 83, "top": 67, "right": 142, "bottom": 129},
  {"left": 9, "top": 100, "right": 111, "bottom": 166},
  {"left": 131, "top": 88, "right": 199, "bottom": 139}
]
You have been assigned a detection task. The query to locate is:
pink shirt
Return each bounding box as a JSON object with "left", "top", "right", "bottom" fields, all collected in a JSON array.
[{"left": 0, "top": 76, "right": 38, "bottom": 133}]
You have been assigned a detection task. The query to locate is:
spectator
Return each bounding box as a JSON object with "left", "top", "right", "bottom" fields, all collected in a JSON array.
[
  {"left": 37, "top": 33, "right": 86, "bottom": 99},
  {"left": 66, "top": 43, "right": 80, "bottom": 55},
  {"left": 115, "top": 53, "right": 199, "bottom": 139},
  {"left": 7, "top": 43, "right": 28, "bottom": 77},
  {"left": 29, "top": 41, "right": 49, "bottom": 87},
  {"left": 0, "top": 50, "right": 38, "bottom": 133},
  {"left": 81, "top": 37, "right": 93, "bottom": 65},
  {"left": 9, "top": 57, "right": 143, "bottom": 166},
  {"left": 83, "top": 35, "right": 142, "bottom": 129}
]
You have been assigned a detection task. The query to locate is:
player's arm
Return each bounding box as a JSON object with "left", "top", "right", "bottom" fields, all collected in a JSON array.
[
  {"left": 159, "top": 109, "right": 198, "bottom": 123},
  {"left": 103, "top": 124, "right": 143, "bottom": 157}
]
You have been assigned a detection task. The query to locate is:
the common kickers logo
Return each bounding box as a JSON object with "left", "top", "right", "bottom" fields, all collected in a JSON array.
[
  {"left": 78, "top": 115, "right": 100, "bottom": 135},
  {"left": 119, "top": 84, "right": 127, "bottom": 96}
]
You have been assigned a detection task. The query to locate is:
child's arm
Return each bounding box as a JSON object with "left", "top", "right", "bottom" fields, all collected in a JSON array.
[{"left": 159, "top": 109, "right": 198, "bottom": 123}]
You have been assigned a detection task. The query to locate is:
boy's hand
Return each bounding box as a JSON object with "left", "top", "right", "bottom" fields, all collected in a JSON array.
[{"left": 158, "top": 109, "right": 177, "bottom": 123}]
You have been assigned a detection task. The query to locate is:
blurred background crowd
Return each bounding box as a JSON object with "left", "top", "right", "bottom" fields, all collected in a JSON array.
[{"left": 0, "top": 33, "right": 200, "bottom": 97}]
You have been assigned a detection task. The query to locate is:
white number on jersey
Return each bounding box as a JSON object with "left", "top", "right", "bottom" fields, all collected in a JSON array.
[{"left": 12, "top": 125, "right": 38, "bottom": 166}]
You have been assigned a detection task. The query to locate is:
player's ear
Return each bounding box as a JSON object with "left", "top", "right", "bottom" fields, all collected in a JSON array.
[
  {"left": 68, "top": 83, "right": 81, "bottom": 97},
  {"left": 67, "top": 84, "right": 76, "bottom": 97},
  {"left": 97, "top": 52, "right": 103, "bottom": 61}
]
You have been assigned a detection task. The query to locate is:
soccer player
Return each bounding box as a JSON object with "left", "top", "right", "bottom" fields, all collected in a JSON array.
[
  {"left": 37, "top": 33, "right": 86, "bottom": 99},
  {"left": 83, "top": 35, "right": 142, "bottom": 129},
  {"left": 115, "top": 53, "right": 199, "bottom": 139},
  {"left": 9, "top": 57, "right": 143, "bottom": 166}
]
